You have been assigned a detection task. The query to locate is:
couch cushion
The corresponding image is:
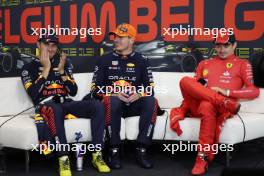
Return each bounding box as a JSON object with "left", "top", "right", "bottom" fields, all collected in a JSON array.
[
  {"left": 125, "top": 114, "right": 169, "bottom": 141},
  {"left": 72, "top": 73, "right": 93, "bottom": 101},
  {"left": 227, "top": 112, "right": 264, "bottom": 142},
  {"left": 239, "top": 89, "right": 264, "bottom": 113},
  {"left": 0, "top": 115, "right": 38, "bottom": 150},
  {"left": 153, "top": 72, "right": 194, "bottom": 109},
  {"left": 0, "top": 115, "right": 125, "bottom": 150},
  {"left": 164, "top": 115, "right": 201, "bottom": 142},
  {"left": 0, "top": 73, "right": 93, "bottom": 116},
  {"left": 65, "top": 117, "right": 126, "bottom": 145},
  {"left": 2, "top": 72, "right": 262, "bottom": 115},
  {"left": 0, "top": 77, "right": 34, "bottom": 116},
  {"left": 152, "top": 72, "right": 263, "bottom": 112},
  {"left": 1, "top": 72, "right": 263, "bottom": 151},
  {"left": 164, "top": 111, "right": 264, "bottom": 144}
]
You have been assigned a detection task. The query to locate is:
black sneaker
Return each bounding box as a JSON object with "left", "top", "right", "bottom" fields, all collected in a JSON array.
[
  {"left": 108, "top": 148, "right": 121, "bottom": 169},
  {"left": 136, "top": 147, "right": 153, "bottom": 169}
]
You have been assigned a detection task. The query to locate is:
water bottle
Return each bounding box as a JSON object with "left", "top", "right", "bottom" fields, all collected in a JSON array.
[
  {"left": 75, "top": 132, "right": 84, "bottom": 171},
  {"left": 76, "top": 143, "right": 83, "bottom": 171}
]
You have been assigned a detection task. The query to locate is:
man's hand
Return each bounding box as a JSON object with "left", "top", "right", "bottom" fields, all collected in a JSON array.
[
  {"left": 40, "top": 42, "right": 51, "bottom": 68},
  {"left": 39, "top": 42, "right": 50, "bottom": 79},
  {"left": 211, "top": 87, "right": 228, "bottom": 96},
  {"left": 117, "top": 92, "right": 130, "bottom": 103},
  {"left": 128, "top": 93, "right": 141, "bottom": 103},
  {"left": 58, "top": 52, "right": 67, "bottom": 74}
]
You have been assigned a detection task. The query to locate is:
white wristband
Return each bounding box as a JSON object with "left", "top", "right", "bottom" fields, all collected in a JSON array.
[{"left": 226, "top": 89, "right": 230, "bottom": 97}]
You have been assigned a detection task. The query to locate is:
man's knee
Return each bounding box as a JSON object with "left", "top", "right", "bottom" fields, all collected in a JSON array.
[
  {"left": 92, "top": 100, "right": 105, "bottom": 112},
  {"left": 179, "top": 76, "right": 193, "bottom": 89},
  {"left": 40, "top": 103, "right": 60, "bottom": 116},
  {"left": 140, "top": 96, "right": 158, "bottom": 123},
  {"left": 141, "top": 96, "right": 156, "bottom": 110},
  {"left": 89, "top": 100, "right": 105, "bottom": 120}
]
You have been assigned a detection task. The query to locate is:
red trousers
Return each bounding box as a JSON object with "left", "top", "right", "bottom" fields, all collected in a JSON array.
[{"left": 179, "top": 76, "right": 233, "bottom": 155}]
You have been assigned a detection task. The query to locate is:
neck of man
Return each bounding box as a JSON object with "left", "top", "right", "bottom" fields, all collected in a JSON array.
[
  {"left": 219, "top": 53, "right": 235, "bottom": 60},
  {"left": 116, "top": 47, "right": 133, "bottom": 56}
]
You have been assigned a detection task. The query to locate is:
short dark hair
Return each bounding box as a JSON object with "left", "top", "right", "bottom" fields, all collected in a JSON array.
[{"left": 38, "top": 34, "right": 59, "bottom": 44}]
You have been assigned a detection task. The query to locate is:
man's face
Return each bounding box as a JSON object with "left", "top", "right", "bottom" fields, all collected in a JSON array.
[
  {"left": 38, "top": 41, "right": 58, "bottom": 59},
  {"left": 215, "top": 42, "right": 236, "bottom": 59},
  {"left": 113, "top": 35, "right": 133, "bottom": 52},
  {"left": 47, "top": 42, "right": 58, "bottom": 59}
]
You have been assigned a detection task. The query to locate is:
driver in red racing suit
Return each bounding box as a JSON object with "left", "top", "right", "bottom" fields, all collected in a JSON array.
[{"left": 170, "top": 33, "right": 260, "bottom": 175}]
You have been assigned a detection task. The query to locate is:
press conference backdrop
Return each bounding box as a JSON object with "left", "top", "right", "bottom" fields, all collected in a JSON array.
[{"left": 0, "top": 0, "right": 263, "bottom": 77}]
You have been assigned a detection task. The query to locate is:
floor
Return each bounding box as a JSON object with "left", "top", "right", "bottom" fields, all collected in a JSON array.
[{"left": 1, "top": 139, "right": 264, "bottom": 176}]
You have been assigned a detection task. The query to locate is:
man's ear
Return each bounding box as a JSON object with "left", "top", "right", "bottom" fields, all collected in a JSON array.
[{"left": 129, "top": 38, "right": 135, "bottom": 45}]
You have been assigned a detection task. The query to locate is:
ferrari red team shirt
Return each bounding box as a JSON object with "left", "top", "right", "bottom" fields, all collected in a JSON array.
[{"left": 195, "top": 54, "right": 259, "bottom": 99}]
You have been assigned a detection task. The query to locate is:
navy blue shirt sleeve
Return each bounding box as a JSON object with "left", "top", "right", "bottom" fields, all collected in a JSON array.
[{"left": 21, "top": 63, "right": 46, "bottom": 104}]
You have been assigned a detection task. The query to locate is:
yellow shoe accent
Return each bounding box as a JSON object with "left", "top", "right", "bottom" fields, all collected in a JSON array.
[
  {"left": 40, "top": 141, "right": 52, "bottom": 156},
  {"left": 92, "top": 152, "right": 111, "bottom": 173},
  {"left": 43, "top": 144, "right": 52, "bottom": 155},
  {"left": 65, "top": 113, "right": 77, "bottom": 120},
  {"left": 59, "top": 156, "right": 72, "bottom": 176}
]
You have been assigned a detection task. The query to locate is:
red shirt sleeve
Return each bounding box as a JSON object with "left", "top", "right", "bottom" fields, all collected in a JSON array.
[{"left": 229, "top": 60, "right": 260, "bottom": 99}]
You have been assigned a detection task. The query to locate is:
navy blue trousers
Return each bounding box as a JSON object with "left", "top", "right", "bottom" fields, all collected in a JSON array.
[
  {"left": 35, "top": 99, "right": 105, "bottom": 156},
  {"left": 104, "top": 96, "right": 158, "bottom": 147}
]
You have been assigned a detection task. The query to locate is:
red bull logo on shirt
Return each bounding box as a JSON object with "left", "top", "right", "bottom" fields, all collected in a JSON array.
[
  {"left": 46, "top": 83, "right": 64, "bottom": 89},
  {"left": 113, "top": 80, "right": 131, "bottom": 87}
]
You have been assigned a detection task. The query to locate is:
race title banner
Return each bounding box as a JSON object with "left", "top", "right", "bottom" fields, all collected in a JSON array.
[{"left": 0, "top": 0, "right": 263, "bottom": 77}]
